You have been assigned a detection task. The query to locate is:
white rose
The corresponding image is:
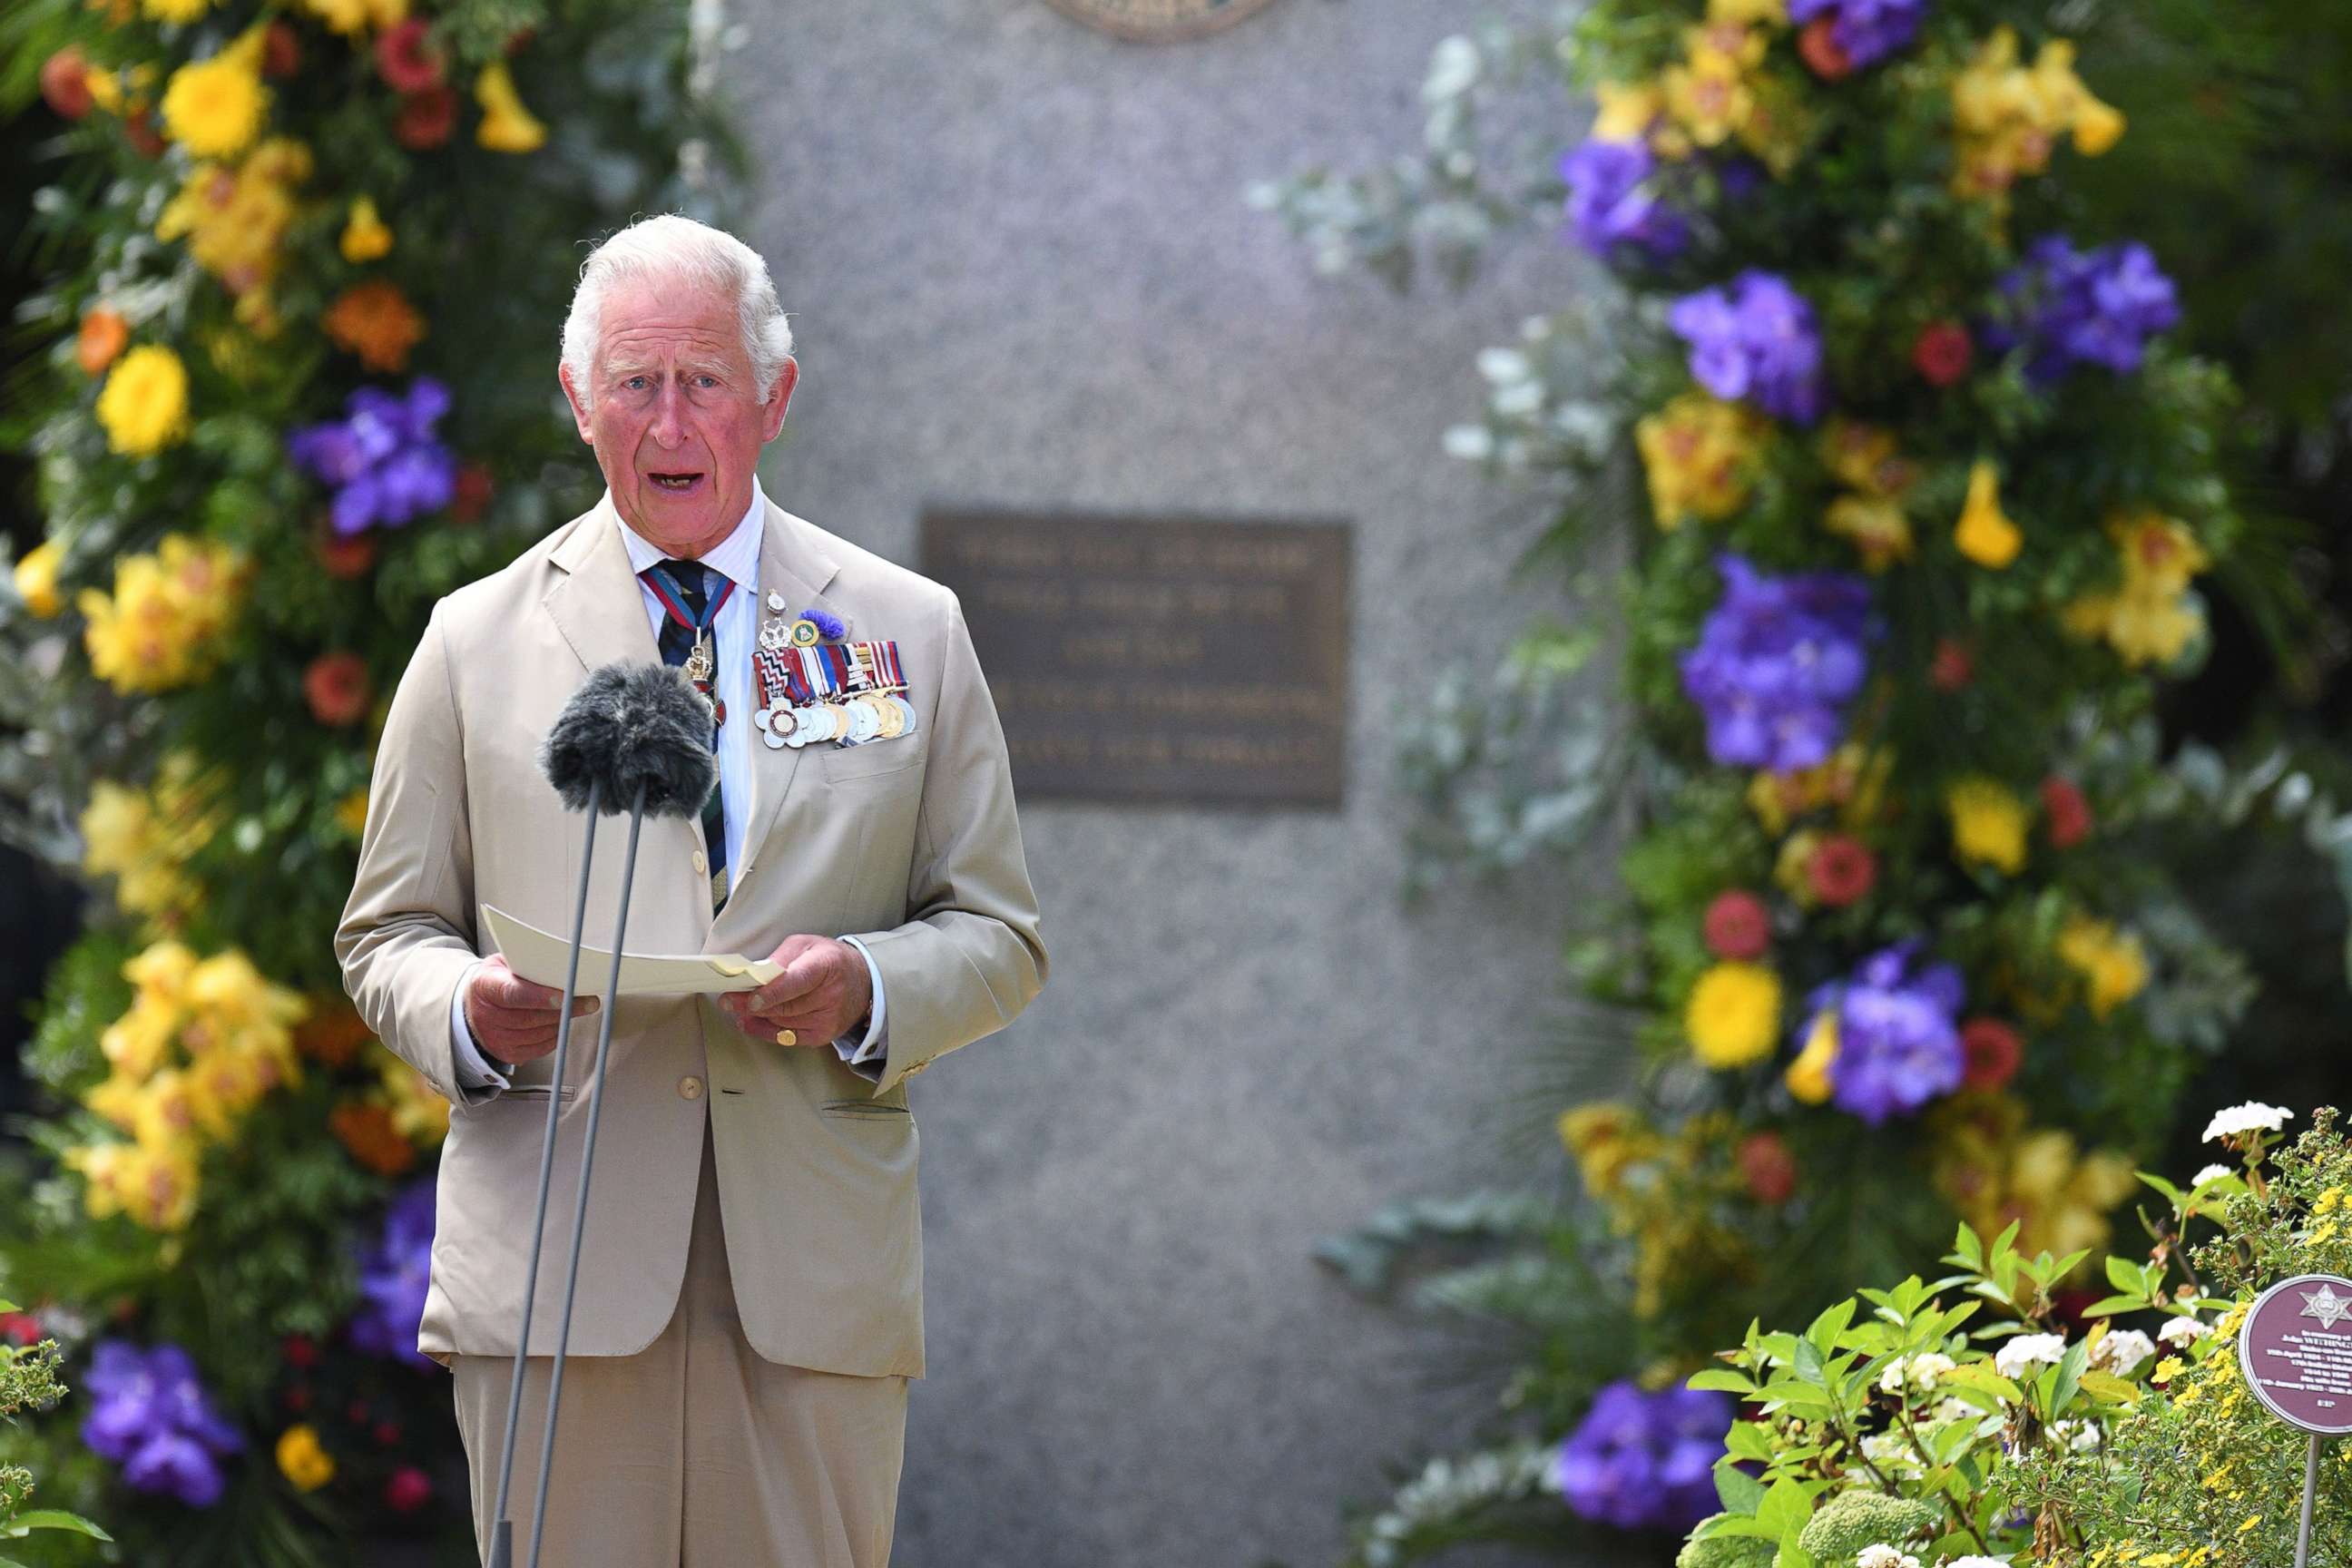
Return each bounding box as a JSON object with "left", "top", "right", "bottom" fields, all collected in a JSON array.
[
  {"left": 2201, "top": 1102, "right": 2293, "bottom": 1143},
  {"left": 2090, "top": 1329, "right": 2155, "bottom": 1377},
  {"left": 1994, "top": 1334, "right": 2068, "bottom": 1378},
  {"left": 2190, "top": 1164, "right": 2234, "bottom": 1188},
  {"left": 2160, "top": 1315, "right": 2212, "bottom": 1348}
]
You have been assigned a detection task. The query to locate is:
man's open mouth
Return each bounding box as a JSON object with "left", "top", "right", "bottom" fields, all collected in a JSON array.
[{"left": 648, "top": 471, "right": 705, "bottom": 494}]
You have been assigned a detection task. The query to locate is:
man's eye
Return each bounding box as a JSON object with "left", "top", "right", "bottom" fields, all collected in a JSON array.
[
  {"left": 622, "top": 376, "right": 649, "bottom": 391},
  {"left": 693, "top": 375, "right": 719, "bottom": 388}
]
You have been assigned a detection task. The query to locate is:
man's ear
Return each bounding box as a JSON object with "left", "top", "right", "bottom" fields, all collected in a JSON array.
[
  {"left": 760, "top": 358, "right": 799, "bottom": 442},
  {"left": 557, "top": 361, "right": 595, "bottom": 444}
]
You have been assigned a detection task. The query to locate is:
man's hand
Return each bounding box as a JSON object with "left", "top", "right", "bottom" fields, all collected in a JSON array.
[
  {"left": 718, "top": 936, "right": 872, "bottom": 1049},
  {"left": 463, "top": 954, "right": 601, "bottom": 1066}
]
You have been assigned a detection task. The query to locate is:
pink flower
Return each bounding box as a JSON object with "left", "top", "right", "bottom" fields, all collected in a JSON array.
[{"left": 1703, "top": 889, "right": 1771, "bottom": 960}]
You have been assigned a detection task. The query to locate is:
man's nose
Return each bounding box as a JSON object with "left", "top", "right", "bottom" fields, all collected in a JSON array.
[{"left": 650, "top": 379, "right": 689, "bottom": 446}]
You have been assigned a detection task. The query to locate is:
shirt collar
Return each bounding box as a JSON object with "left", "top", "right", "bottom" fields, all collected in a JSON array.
[{"left": 610, "top": 478, "right": 767, "bottom": 593}]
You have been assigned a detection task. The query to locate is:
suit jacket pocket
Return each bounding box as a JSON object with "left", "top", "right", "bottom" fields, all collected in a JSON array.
[{"left": 818, "top": 1099, "right": 909, "bottom": 1119}]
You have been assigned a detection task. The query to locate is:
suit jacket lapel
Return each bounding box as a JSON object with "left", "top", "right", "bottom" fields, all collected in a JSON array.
[{"left": 543, "top": 494, "right": 661, "bottom": 676}]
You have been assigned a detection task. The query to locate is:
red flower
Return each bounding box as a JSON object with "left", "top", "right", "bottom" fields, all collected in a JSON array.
[
  {"left": 385, "top": 1466, "right": 433, "bottom": 1514},
  {"left": 1702, "top": 888, "right": 1770, "bottom": 960},
  {"left": 1958, "top": 1016, "right": 2023, "bottom": 1092},
  {"left": 1737, "top": 1132, "right": 1798, "bottom": 1205},
  {"left": 1912, "top": 321, "right": 1974, "bottom": 387},
  {"left": 0, "top": 1312, "right": 44, "bottom": 1347},
  {"left": 394, "top": 85, "right": 457, "bottom": 151},
  {"left": 2040, "top": 775, "right": 2093, "bottom": 849},
  {"left": 1807, "top": 834, "right": 1877, "bottom": 907},
  {"left": 375, "top": 18, "right": 445, "bottom": 93},
  {"left": 40, "top": 47, "right": 93, "bottom": 120},
  {"left": 1929, "top": 636, "right": 1974, "bottom": 691},
  {"left": 281, "top": 1333, "right": 320, "bottom": 1370},
  {"left": 317, "top": 529, "right": 377, "bottom": 580},
  {"left": 284, "top": 1384, "right": 312, "bottom": 1413},
  {"left": 375, "top": 1419, "right": 403, "bottom": 1447},
  {"left": 262, "top": 21, "right": 301, "bottom": 79},
  {"left": 348, "top": 1397, "right": 371, "bottom": 1424},
  {"left": 305, "top": 652, "right": 372, "bottom": 727},
  {"left": 1797, "top": 17, "right": 1852, "bottom": 80},
  {"left": 451, "top": 462, "right": 495, "bottom": 523},
  {"left": 123, "top": 107, "right": 166, "bottom": 159}
]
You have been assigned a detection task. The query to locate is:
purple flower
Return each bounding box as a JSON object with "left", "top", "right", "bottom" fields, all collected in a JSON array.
[
  {"left": 1556, "top": 1381, "right": 1732, "bottom": 1532},
  {"left": 1668, "top": 270, "right": 1827, "bottom": 424},
  {"left": 80, "top": 1339, "right": 242, "bottom": 1507},
  {"left": 1787, "top": 0, "right": 1926, "bottom": 68},
  {"left": 1679, "top": 553, "right": 1880, "bottom": 772},
  {"left": 799, "top": 608, "right": 846, "bottom": 641},
  {"left": 349, "top": 1179, "right": 436, "bottom": 1370},
  {"left": 1801, "top": 938, "right": 1967, "bottom": 1124},
  {"left": 289, "top": 377, "right": 460, "bottom": 535},
  {"left": 1560, "top": 137, "right": 1690, "bottom": 264},
  {"left": 1984, "top": 235, "right": 2180, "bottom": 386}
]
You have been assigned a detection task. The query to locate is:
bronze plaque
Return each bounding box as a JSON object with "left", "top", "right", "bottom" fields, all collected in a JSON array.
[{"left": 921, "top": 507, "right": 1350, "bottom": 808}]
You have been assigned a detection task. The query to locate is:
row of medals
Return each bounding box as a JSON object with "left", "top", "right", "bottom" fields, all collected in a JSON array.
[{"left": 681, "top": 591, "right": 917, "bottom": 752}]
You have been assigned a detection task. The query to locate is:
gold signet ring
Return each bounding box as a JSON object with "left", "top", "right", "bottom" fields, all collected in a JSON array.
[{"left": 775, "top": 1028, "right": 798, "bottom": 1047}]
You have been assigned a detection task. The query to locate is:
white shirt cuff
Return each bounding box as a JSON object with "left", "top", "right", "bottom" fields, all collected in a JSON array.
[
  {"left": 830, "top": 936, "right": 887, "bottom": 1082},
  {"left": 448, "top": 959, "right": 512, "bottom": 1093}
]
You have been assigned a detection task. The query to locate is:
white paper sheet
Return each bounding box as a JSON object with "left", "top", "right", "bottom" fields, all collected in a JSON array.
[{"left": 480, "top": 903, "right": 780, "bottom": 997}]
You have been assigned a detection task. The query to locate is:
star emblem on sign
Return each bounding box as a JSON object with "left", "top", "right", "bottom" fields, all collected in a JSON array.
[{"left": 2300, "top": 1282, "right": 2352, "bottom": 1330}]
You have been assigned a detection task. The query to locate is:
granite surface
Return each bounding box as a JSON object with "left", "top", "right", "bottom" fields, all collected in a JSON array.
[{"left": 723, "top": 3, "right": 1620, "bottom": 1563}]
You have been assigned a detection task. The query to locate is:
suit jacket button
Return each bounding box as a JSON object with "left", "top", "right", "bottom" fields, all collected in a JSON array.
[
  {"left": 691, "top": 848, "right": 708, "bottom": 875},
  {"left": 679, "top": 1075, "right": 704, "bottom": 1101}
]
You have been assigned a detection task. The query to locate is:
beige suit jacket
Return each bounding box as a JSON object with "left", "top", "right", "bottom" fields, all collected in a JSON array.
[{"left": 334, "top": 493, "right": 1046, "bottom": 1378}]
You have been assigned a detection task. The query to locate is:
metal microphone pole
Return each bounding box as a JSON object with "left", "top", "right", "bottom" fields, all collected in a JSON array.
[
  {"left": 523, "top": 775, "right": 651, "bottom": 1568},
  {"left": 484, "top": 769, "right": 603, "bottom": 1568}
]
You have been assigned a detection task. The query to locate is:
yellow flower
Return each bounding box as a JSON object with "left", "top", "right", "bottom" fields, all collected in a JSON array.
[
  {"left": 294, "top": 0, "right": 405, "bottom": 33},
  {"left": 1929, "top": 1098, "right": 2138, "bottom": 1269},
  {"left": 1707, "top": 0, "right": 1786, "bottom": 24},
  {"left": 375, "top": 1044, "right": 450, "bottom": 1147},
  {"left": 14, "top": 539, "right": 64, "bottom": 618},
  {"left": 1784, "top": 1009, "right": 1837, "bottom": 1103},
  {"left": 80, "top": 537, "right": 250, "bottom": 695},
  {"left": 1636, "top": 394, "right": 1764, "bottom": 529},
  {"left": 475, "top": 61, "right": 547, "bottom": 153},
  {"left": 1685, "top": 962, "right": 1781, "bottom": 1069},
  {"left": 1945, "top": 776, "right": 2028, "bottom": 875},
  {"left": 1955, "top": 459, "right": 2021, "bottom": 568},
  {"left": 160, "top": 39, "right": 270, "bottom": 160},
  {"left": 1950, "top": 27, "right": 2121, "bottom": 204},
  {"left": 1772, "top": 828, "right": 1824, "bottom": 906},
  {"left": 2237, "top": 1517, "right": 2262, "bottom": 1535},
  {"left": 2062, "top": 509, "right": 2210, "bottom": 667},
  {"left": 142, "top": 0, "right": 212, "bottom": 18},
  {"left": 276, "top": 1425, "right": 336, "bottom": 1492},
  {"left": 93, "top": 344, "right": 191, "bottom": 456},
  {"left": 336, "top": 787, "right": 371, "bottom": 838},
  {"left": 1823, "top": 495, "right": 1913, "bottom": 573},
  {"left": 155, "top": 138, "right": 312, "bottom": 318},
  {"left": 1662, "top": 43, "right": 1754, "bottom": 149},
  {"left": 1592, "top": 81, "right": 1666, "bottom": 144},
  {"left": 340, "top": 196, "right": 394, "bottom": 263},
  {"left": 68, "top": 1136, "right": 200, "bottom": 1230},
  {"left": 2056, "top": 912, "right": 2149, "bottom": 1018}
]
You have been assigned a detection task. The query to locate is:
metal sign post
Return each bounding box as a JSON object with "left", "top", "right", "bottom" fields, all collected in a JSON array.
[{"left": 2237, "top": 1271, "right": 2352, "bottom": 1568}]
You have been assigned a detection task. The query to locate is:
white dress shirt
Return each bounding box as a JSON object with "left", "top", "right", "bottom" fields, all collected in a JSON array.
[{"left": 449, "top": 479, "right": 887, "bottom": 1090}]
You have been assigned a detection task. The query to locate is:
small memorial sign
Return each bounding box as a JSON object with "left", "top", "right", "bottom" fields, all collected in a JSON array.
[{"left": 2239, "top": 1272, "right": 2352, "bottom": 1436}]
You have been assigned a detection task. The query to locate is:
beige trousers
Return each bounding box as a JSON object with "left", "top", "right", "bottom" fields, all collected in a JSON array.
[{"left": 451, "top": 1120, "right": 910, "bottom": 1566}]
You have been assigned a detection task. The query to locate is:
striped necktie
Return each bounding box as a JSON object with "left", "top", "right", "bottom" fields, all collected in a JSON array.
[{"left": 641, "top": 556, "right": 731, "bottom": 911}]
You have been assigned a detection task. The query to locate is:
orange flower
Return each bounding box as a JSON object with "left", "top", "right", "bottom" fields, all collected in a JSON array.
[
  {"left": 294, "top": 999, "right": 371, "bottom": 1067},
  {"left": 77, "top": 309, "right": 130, "bottom": 375},
  {"left": 331, "top": 1101, "right": 416, "bottom": 1176},
  {"left": 322, "top": 279, "right": 424, "bottom": 372}
]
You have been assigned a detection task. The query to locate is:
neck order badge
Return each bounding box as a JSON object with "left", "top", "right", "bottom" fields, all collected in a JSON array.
[{"left": 2236, "top": 1270, "right": 2352, "bottom": 1568}]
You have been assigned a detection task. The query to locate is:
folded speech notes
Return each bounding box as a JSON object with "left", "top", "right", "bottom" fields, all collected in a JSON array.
[{"left": 480, "top": 903, "right": 781, "bottom": 997}]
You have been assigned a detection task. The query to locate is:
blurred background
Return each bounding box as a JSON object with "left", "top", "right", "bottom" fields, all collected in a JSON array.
[{"left": 2, "top": 2, "right": 2349, "bottom": 1565}]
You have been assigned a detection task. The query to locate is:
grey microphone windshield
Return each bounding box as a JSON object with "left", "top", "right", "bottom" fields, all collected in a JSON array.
[{"left": 536, "top": 661, "right": 719, "bottom": 818}]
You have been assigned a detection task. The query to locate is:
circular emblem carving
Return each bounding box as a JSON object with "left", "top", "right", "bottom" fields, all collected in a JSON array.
[
  {"left": 1043, "top": 0, "right": 1281, "bottom": 44},
  {"left": 2238, "top": 1272, "right": 2352, "bottom": 1436}
]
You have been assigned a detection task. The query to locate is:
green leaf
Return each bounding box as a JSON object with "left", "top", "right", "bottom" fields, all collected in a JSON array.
[
  {"left": 3, "top": 1511, "right": 111, "bottom": 1541},
  {"left": 2082, "top": 1294, "right": 2145, "bottom": 1318},
  {"left": 2050, "top": 1338, "right": 2092, "bottom": 1416},
  {"left": 1689, "top": 1369, "right": 1762, "bottom": 1394},
  {"left": 2141, "top": 1171, "right": 2189, "bottom": 1209},
  {"left": 1806, "top": 1298, "right": 1858, "bottom": 1355},
  {"left": 1715, "top": 1459, "right": 1766, "bottom": 1515},
  {"left": 1950, "top": 1223, "right": 1984, "bottom": 1270},
  {"left": 2104, "top": 1254, "right": 2146, "bottom": 1294},
  {"left": 2079, "top": 1369, "right": 2143, "bottom": 1405},
  {"left": 1755, "top": 1478, "right": 1814, "bottom": 1539}
]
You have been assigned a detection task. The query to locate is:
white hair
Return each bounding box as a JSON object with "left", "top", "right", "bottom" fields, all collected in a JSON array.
[{"left": 561, "top": 214, "right": 794, "bottom": 412}]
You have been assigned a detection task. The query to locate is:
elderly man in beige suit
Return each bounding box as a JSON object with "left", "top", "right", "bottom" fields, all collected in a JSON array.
[{"left": 334, "top": 213, "right": 1046, "bottom": 1566}]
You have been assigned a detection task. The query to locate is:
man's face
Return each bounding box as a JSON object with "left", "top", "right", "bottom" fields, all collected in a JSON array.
[{"left": 559, "top": 278, "right": 796, "bottom": 558}]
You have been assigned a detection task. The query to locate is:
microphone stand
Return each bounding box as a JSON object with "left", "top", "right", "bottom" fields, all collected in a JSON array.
[{"left": 484, "top": 773, "right": 651, "bottom": 1568}]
